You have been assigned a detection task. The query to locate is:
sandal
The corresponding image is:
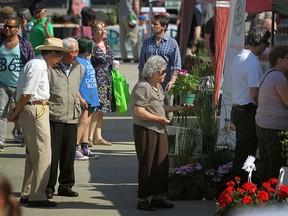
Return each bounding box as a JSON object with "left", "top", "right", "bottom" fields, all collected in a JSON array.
[
  {"left": 87, "top": 141, "right": 93, "bottom": 147},
  {"left": 94, "top": 139, "right": 112, "bottom": 146},
  {"left": 151, "top": 199, "right": 174, "bottom": 208},
  {"left": 137, "top": 200, "right": 157, "bottom": 211}
]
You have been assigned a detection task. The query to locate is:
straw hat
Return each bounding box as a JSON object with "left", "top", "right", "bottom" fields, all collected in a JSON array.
[
  {"left": 35, "top": 38, "right": 71, "bottom": 52},
  {"left": 0, "top": 6, "right": 15, "bottom": 17}
]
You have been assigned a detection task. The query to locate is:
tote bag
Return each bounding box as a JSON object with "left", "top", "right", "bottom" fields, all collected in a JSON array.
[{"left": 111, "top": 69, "right": 130, "bottom": 115}]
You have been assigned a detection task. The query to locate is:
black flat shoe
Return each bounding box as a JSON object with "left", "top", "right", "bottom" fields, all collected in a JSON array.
[
  {"left": 137, "top": 200, "right": 157, "bottom": 211},
  {"left": 151, "top": 199, "right": 174, "bottom": 208},
  {"left": 58, "top": 187, "right": 79, "bottom": 197},
  {"left": 27, "top": 200, "right": 57, "bottom": 208},
  {"left": 46, "top": 188, "right": 54, "bottom": 199}
]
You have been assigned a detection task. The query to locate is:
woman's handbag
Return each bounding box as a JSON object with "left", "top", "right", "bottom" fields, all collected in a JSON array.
[{"left": 111, "top": 69, "right": 130, "bottom": 115}]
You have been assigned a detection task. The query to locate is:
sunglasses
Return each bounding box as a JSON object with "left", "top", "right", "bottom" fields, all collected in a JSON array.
[
  {"left": 158, "top": 70, "right": 166, "bottom": 75},
  {"left": 4, "top": 24, "right": 19, "bottom": 29},
  {"left": 262, "top": 41, "right": 270, "bottom": 47}
]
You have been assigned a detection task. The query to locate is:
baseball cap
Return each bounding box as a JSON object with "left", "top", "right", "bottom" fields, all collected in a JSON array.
[
  {"left": 247, "top": 25, "right": 271, "bottom": 46},
  {"left": 139, "top": 15, "right": 147, "bottom": 21},
  {"left": 33, "top": 1, "right": 46, "bottom": 13}
]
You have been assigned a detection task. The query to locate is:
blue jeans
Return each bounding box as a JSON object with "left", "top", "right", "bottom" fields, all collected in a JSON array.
[{"left": 0, "top": 81, "right": 16, "bottom": 145}]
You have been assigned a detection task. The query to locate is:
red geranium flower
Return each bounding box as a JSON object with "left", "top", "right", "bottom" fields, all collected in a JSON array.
[
  {"left": 226, "top": 186, "right": 234, "bottom": 193},
  {"left": 235, "top": 176, "right": 241, "bottom": 183},
  {"left": 257, "top": 190, "right": 270, "bottom": 202},
  {"left": 269, "top": 178, "right": 278, "bottom": 186},
  {"left": 216, "top": 177, "right": 287, "bottom": 216},
  {"left": 226, "top": 181, "right": 235, "bottom": 187},
  {"left": 262, "top": 182, "right": 271, "bottom": 190},
  {"left": 242, "top": 195, "right": 252, "bottom": 205},
  {"left": 242, "top": 182, "right": 257, "bottom": 193},
  {"left": 279, "top": 185, "right": 288, "bottom": 200}
]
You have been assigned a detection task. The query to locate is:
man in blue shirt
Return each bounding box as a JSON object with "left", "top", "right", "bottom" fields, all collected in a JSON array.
[{"left": 138, "top": 14, "right": 181, "bottom": 119}]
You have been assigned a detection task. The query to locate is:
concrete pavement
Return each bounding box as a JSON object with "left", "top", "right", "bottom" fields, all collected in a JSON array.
[{"left": 0, "top": 63, "right": 216, "bottom": 216}]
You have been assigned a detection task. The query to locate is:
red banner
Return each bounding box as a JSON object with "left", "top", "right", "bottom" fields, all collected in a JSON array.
[{"left": 214, "top": 0, "right": 230, "bottom": 110}]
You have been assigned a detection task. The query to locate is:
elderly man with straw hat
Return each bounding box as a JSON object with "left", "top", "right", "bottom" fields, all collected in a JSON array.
[{"left": 9, "top": 37, "right": 70, "bottom": 208}]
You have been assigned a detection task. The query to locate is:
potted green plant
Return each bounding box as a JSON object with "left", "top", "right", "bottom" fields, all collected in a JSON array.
[{"left": 169, "top": 69, "right": 201, "bottom": 105}]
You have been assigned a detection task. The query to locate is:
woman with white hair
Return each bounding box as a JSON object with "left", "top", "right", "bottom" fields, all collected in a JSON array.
[{"left": 131, "top": 55, "right": 190, "bottom": 211}]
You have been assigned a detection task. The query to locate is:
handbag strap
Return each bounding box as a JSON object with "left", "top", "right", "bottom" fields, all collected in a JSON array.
[
  {"left": 259, "top": 69, "right": 288, "bottom": 90},
  {"left": 259, "top": 69, "right": 275, "bottom": 89}
]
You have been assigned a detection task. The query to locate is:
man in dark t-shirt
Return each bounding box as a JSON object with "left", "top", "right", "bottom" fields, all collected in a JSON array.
[
  {"left": 176, "top": 5, "right": 203, "bottom": 55},
  {"left": 204, "top": 16, "right": 215, "bottom": 58}
]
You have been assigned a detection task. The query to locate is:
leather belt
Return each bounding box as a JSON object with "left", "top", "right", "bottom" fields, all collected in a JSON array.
[
  {"left": 26, "top": 101, "right": 49, "bottom": 105},
  {"left": 232, "top": 104, "right": 245, "bottom": 109},
  {"left": 232, "top": 103, "right": 257, "bottom": 112}
]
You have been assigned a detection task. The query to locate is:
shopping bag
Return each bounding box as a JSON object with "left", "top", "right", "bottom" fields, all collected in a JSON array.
[{"left": 111, "top": 69, "right": 130, "bottom": 115}]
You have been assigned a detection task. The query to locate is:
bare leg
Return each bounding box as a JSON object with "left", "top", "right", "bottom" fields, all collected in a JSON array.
[
  {"left": 91, "top": 112, "right": 111, "bottom": 145},
  {"left": 80, "top": 112, "right": 92, "bottom": 143},
  {"left": 88, "top": 112, "right": 98, "bottom": 142},
  {"left": 93, "top": 112, "right": 103, "bottom": 142},
  {"left": 77, "top": 111, "right": 89, "bottom": 144}
]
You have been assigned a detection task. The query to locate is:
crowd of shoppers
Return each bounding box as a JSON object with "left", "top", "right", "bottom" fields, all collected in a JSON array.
[
  {"left": 2, "top": 0, "right": 288, "bottom": 213},
  {"left": 0, "top": 1, "right": 116, "bottom": 208},
  {"left": 10, "top": 37, "right": 70, "bottom": 208}
]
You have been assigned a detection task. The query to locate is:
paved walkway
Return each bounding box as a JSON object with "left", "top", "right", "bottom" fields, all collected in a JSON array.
[{"left": 0, "top": 63, "right": 216, "bottom": 216}]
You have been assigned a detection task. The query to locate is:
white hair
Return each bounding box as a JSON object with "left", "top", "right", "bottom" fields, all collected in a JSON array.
[
  {"left": 142, "top": 56, "right": 166, "bottom": 78},
  {"left": 63, "top": 37, "right": 78, "bottom": 49}
]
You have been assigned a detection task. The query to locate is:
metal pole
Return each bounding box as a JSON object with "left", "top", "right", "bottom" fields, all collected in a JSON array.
[
  {"left": 148, "top": 0, "right": 153, "bottom": 37},
  {"left": 271, "top": 11, "right": 275, "bottom": 46}
]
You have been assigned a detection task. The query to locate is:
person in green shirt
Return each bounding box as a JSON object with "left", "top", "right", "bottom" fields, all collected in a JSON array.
[{"left": 29, "top": 1, "right": 54, "bottom": 56}]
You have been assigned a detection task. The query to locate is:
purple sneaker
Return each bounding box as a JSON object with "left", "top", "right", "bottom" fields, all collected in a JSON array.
[
  {"left": 75, "top": 146, "right": 89, "bottom": 160},
  {"left": 81, "top": 144, "right": 99, "bottom": 159}
]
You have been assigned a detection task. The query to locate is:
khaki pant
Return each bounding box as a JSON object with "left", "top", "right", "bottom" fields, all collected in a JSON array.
[
  {"left": 119, "top": 16, "right": 139, "bottom": 61},
  {"left": 19, "top": 104, "right": 51, "bottom": 201}
]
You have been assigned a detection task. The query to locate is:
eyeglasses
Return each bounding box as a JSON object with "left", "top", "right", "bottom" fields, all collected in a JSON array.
[{"left": 4, "top": 25, "right": 19, "bottom": 29}]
